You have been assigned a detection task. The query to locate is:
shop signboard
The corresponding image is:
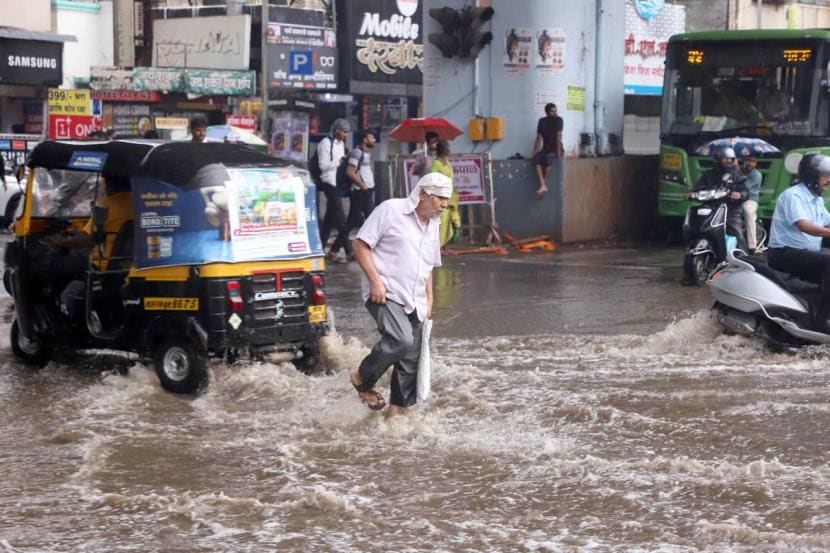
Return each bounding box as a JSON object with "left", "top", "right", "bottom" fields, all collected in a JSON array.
[
  {"left": 91, "top": 90, "right": 160, "bottom": 102},
  {"left": 155, "top": 117, "right": 189, "bottom": 130},
  {"left": 133, "top": 67, "right": 185, "bottom": 93},
  {"left": 152, "top": 15, "right": 251, "bottom": 71},
  {"left": 90, "top": 66, "right": 133, "bottom": 91},
  {"left": 267, "top": 21, "right": 338, "bottom": 91},
  {"left": 0, "top": 38, "right": 62, "bottom": 86},
  {"left": 402, "top": 154, "right": 486, "bottom": 204},
  {"left": 185, "top": 70, "right": 255, "bottom": 96},
  {"left": 47, "top": 88, "right": 103, "bottom": 139},
  {"left": 624, "top": 0, "right": 685, "bottom": 95},
  {"left": 341, "top": 0, "right": 423, "bottom": 96},
  {"left": 22, "top": 100, "right": 43, "bottom": 135},
  {"left": 226, "top": 115, "right": 257, "bottom": 131}
]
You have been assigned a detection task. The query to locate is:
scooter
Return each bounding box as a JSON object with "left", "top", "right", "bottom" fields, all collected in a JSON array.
[
  {"left": 708, "top": 249, "right": 828, "bottom": 347},
  {"left": 682, "top": 188, "right": 767, "bottom": 286}
]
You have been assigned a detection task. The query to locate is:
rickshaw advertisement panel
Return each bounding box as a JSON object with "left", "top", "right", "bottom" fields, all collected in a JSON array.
[{"left": 133, "top": 168, "right": 322, "bottom": 268}]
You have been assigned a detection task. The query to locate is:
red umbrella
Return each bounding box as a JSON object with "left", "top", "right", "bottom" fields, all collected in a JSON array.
[{"left": 388, "top": 117, "right": 463, "bottom": 143}]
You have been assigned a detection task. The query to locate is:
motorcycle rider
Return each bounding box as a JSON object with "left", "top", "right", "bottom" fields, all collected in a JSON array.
[
  {"left": 768, "top": 153, "right": 830, "bottom": 333},
  {"left": 687, "top": 146, "right": 749, "bottom": 251}
]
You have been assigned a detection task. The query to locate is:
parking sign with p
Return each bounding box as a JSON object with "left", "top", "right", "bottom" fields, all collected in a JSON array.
[{"left": 289, "top": 50, "right": 313, "bottom": 75}]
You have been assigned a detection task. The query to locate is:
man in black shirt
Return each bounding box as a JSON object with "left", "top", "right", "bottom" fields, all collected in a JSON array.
[{"left": 532, "top": 103, "right": 563, "bottom": 196}]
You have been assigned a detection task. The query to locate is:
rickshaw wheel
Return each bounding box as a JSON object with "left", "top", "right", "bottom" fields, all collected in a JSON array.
[
  {"left": 294, "top": 340, "right": 321, "bottom": 374},
  {"left": 153, "top": 338, "right": 208, "bottom": 394},
  {"left": 10, "top": 319, "right": 50, "bottom": 367}
]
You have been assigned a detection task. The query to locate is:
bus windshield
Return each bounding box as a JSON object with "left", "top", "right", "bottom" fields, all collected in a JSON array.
[{"left": 662, "top": 40, "right": 826, "bottom": 137}]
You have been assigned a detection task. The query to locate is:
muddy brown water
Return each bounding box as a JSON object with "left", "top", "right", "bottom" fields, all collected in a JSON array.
[{"left": 0, "top": 248, "right": 828, "bottom": 552}]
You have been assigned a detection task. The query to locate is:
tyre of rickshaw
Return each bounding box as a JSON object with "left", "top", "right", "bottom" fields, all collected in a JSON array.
[
  {"left": 10, "top": 319, "right": 50, "bottom": 367},
  {"left": 293, "top": 339, "right": 321, "bottom": 374},
  {"left": 153, "top": 338, "right": 209, "bottom": 394}
]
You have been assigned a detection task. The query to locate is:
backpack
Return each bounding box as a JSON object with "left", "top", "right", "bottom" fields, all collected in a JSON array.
[
  {"left": 337, "top": 148, "right": 364, "bottom": 198},
  {"left": 308, "top": 137, "right": 334, "bottom": 187}
]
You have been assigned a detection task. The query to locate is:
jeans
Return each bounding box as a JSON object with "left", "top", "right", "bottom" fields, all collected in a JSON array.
[
  {"left": 332, "top": 188, "right": 374, "bottom": 255},
  {"left": 318, "top": 181, "right": 345, "bottom": 248}
]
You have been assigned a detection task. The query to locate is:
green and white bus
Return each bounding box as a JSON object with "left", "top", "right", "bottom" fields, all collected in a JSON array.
[{"left": 659, "top": 29, "right": 830, "bottom": 220}]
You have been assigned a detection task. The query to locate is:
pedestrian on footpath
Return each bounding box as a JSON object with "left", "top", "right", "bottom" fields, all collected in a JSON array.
[
  {"left": 330, "top": 131, "right": 377, "bottom": 262},
  {"left": 349, "top": 172, "right": 453, "bottom": 416},
  {"left": 740, "top": 154, "right": 763, "bottom": 253},
  {"left": 412, "top": 131, "right": 440, "bottom": 177},
  {"left": 531, "top": 103, "right": 563, "bottom": 197},
  {"left": 316, "top": 118, "right": 350, "bottom": 259}
]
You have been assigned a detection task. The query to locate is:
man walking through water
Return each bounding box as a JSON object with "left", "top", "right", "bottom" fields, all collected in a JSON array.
[{"left": 349, "top": 172, "right": 453, "bottom": 416}]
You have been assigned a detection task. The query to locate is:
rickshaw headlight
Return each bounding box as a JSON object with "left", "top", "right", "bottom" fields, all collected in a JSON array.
[
  {"left": 226, "top": 280, "right": 244, "bottom": 312},
  {"left": 311, "top": 275, "right": 325, "bottom": 305}
]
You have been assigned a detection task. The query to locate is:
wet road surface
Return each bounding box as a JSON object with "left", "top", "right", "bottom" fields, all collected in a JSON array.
[{"left": 1, "top": 244, "right": 829, "bottom": 551}]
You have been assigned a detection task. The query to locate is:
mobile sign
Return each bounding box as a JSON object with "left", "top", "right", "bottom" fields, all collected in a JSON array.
[
  {"left": 403, "top": 154, "right": 486, "bottom": 204},
  {"left": 132, "top": 169, "right": 322, "bottom": 269},
  {"left": 48, "top": 88, "right": 103, "bottom": 139}
]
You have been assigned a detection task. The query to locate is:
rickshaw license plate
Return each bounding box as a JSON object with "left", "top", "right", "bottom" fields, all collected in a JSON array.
[
  {"left": 308, "top": 305, "right": 326, "bottom": 323},
  {"left": 144, "top": 297, "right": 199, "bottom": 311}
]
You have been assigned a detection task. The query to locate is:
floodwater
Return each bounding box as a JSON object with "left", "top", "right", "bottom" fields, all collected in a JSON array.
[{"left": 1, "top": 245, "right": 829, "bottom": 552}]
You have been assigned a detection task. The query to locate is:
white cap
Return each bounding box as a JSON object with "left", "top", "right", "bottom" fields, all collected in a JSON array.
[{"left": 406, "top": 172, "right": 453, "bottom": 211}]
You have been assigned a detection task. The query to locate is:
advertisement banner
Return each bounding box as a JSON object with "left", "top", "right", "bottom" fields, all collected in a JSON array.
[
  {"left": 267, "top": 42, "right": 338, "bottom": 90},
  {"left": 22, "top": 100, "right": 43, "bottom": 135},
  {"left": 153, "top": 15, "right": 251, "bottom": 71},
  {"left": 535, "top": 28, "right": 565, "bottom": 74},
  {"left": 102, "top": 103, "right": 153, "bottom": 137},
  {"left": 504, "top": 28, "right": 531, "bottom": 76},
  {"left": 185, "top": 70, "right": 256, "bottom": 96},
  {"left": 0, "top": 38, "right": 63, "bottom": 86},
  {"left": 402, "top": 154, "right": 486, "bottom": 205},
  {"left": 624, "top": 0, "right": 685, "bottom": 95},
  {"left": 342, "top": 0, "right": 423, "bottom": 95},
  {"left": 48, "top": 89, "right": 103, "bottom": 139},
  {"left": 226, "top": 115, "right": 257, "bottom": 131},
  {"left": 133, "top": 170, "right": 321, "bottom": 268},
  {"left": 271, "top": 111, "right": 309, "bottom": 163}
]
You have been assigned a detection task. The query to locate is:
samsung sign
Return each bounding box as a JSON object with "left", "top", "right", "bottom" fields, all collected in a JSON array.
[{"left": 0, "top": 38, "right": 63, "bottom": 86}]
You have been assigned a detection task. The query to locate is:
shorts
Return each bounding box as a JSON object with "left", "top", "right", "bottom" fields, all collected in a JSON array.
[{"left": 533, "top": 150, "right": 558, "bottom": 168}]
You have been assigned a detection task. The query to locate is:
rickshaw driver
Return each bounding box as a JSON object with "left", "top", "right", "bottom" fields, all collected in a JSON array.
[{"left": 46, "top": 175, "right": 134, "bottom": 323}]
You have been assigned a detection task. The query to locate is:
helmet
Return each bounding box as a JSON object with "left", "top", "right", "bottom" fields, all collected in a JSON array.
[
  {"left": 797, "top": 153, "right": 830, "bottom": 188},
  {"left": 715, "top": 146, "right": 736, "bottom": 160}
]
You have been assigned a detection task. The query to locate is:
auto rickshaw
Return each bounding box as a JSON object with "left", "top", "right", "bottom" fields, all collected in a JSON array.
[{"left": 4, "top": 140, "right": 328, "bottom": 393}]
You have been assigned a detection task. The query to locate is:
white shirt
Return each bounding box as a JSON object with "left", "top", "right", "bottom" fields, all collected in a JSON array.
[
  {"left": 316, "top": 136, "right": 345, "bottom": 186},
  {"left": 348, "top": 146, "right": 374, "bottom": 190},
  {"left": 355, "top": 198, "right": 442, "bottom": 321}
]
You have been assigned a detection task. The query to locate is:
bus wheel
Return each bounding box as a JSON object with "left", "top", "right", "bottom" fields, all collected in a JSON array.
[
  {"left": 10, "top": 319, "right": 50, "bottom": 367},
  {"left": 294, "top": 340, "right": 321, "bottom": 374},
  {"left": 153, "top": 338, "right": 208, "bottom": 394}
]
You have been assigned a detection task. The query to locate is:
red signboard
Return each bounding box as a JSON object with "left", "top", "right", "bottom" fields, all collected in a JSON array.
[
  {"left": 91, "top": 90, "right": 160, "bottom": 102},
  {"left": 48, "top": 114, "right": 103, "bottom": 139},
  {"left": 225, "top": 114, "right": 257, "bottom": 131}
]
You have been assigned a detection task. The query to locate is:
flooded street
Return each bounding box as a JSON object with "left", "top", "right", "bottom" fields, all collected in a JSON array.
[{"left": 1, "top": 245, "right": 829, "bottom": 551}]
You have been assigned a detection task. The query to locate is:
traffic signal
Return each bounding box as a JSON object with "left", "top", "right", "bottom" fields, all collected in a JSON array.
[
  {"left": 458, "top": 7, "right": 494, "bottom": 59},
  {"left": 428, "top": 7, "right": 461, "bottom": 58}
]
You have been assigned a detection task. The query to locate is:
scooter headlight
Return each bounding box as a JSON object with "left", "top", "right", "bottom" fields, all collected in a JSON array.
[{"left": 697, "top": 207, "right": 713, "bottom": 216}]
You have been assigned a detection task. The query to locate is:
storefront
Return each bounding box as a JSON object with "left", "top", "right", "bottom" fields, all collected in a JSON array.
[
  {"left": 0, "top": 28, "right": 75, "bottom": 166},
  {"left": 90, "top": 66, "right": 256, "bottom": 139},
  {"left": 336, "top": 0, "right": 423, "bottom": 158},
  {"left": 267, "top": 5, "right": 339, "bottom": 158}
]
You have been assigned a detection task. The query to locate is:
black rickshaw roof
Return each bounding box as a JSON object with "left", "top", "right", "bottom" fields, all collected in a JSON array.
[
  {"left": 141, "top": 142, "right": 296, "bottom": 189},
  {"left": 28, "top": 140, "right": 301, "bottom": 188},
  {"left": 27, "top": 140, "right": 157, "bottom": 177}
]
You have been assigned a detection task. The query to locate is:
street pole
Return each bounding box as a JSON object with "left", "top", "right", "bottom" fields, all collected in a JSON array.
[
  {"left": 757, "top": 0, "right": 763, "bottom": 29},
  {"left": 260, "top": 1, "right": 269, "bottom": 141}
]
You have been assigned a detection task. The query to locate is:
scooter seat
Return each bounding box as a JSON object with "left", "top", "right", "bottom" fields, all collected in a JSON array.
[{"left": 741, "top": 255, "right": 820, "bottom": 294}]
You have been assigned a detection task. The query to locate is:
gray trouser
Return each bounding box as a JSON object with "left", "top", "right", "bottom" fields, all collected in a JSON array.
[{"left": 358, "top": 300, "right": 423, "bottom": 408}]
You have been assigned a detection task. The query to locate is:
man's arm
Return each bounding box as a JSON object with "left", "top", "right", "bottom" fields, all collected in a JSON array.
[
  {"left": 346, "top": 165, "right": 365, "bottom": 189},
  {"left": 317, "top": 138, "right": 338, "bottom": 173},
  {"left": 353, "top": 238, "right": 386, "bottom": 304},
  {"left": 555, "top": 130, "right": 563, "bottom": 157},
  {"left": 426, "top": 271, "right": 434, "bottom": 319},
  {"left": 532, "top": 133, "right": 543, "bottom": 156},
  {"left": 795, "top": 219, "right": 830, "bottom": 238}
]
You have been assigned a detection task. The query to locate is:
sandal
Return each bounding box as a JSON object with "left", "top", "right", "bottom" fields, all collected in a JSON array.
[{"left": 351, "top": 373, "right": 386, "bottom": 411}]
